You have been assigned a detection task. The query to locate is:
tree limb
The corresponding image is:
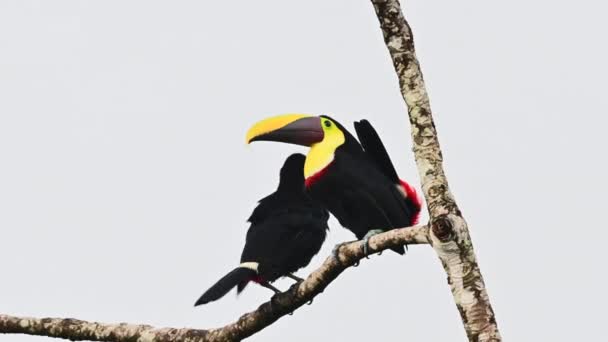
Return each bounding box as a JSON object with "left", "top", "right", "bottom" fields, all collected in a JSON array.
[
  {"left": 0, "top": 225, "right": 428, "bottom": 342},
  {"left": 370, "top": 0, "right": 502, "bottom": 341}
]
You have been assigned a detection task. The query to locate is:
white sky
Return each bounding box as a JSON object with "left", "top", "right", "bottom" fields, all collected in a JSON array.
[{"left": 1, "top": 1, "right": 606, "bottom": 341}]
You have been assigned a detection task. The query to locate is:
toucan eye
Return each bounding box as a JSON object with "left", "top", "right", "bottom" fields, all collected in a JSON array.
[{"left": 324, "top": 120, "right": 332, "bottom": 128}]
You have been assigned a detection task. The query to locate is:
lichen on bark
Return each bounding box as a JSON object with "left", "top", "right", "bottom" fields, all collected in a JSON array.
[{"left": 371, "top": 0, "right": 502, "bottom": 341}]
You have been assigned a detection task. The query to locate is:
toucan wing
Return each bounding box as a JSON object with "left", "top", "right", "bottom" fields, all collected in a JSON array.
[
  {"left": 354, "top": 119, "right": 399, "bottom": 183},
  {"left": 354, "top": 120, "right": 422, "bottom": 225},
  {"left": 342, "top": 186, "right": 405, "bottom": 255}
]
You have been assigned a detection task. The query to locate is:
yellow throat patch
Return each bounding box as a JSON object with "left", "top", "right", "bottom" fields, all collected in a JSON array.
[{"left": 304, "top": 117, "right": 345, "bottom": 178}]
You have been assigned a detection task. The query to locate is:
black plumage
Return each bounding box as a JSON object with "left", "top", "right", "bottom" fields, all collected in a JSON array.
[
  {"left": 195, "top": 153, "right": 329, "bottom": 306},
  {"left": 306, "top": 118, "right": 421, "bottom": 255}
]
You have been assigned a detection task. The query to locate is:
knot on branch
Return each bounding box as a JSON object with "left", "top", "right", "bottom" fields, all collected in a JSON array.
[{"left": 431, "top": 215, "right": 453, "bottom": 242}]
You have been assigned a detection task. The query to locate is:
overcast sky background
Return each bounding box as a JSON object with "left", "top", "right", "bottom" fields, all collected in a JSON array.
[{"left": 1, "top": 1, "right": 606, "bottom": 341}]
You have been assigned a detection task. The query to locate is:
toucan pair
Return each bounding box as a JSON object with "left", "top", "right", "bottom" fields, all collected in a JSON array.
[
  {"left": 246, "top": 114, "right": 421, "bottom": 255},
  {"left": 195, "top": 114, "right": 421, "bottom": 306}
]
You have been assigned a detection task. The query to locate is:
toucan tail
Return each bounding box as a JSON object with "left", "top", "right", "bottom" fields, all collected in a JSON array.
[{"left": 194, "top": 267, "right": 257, "bottom": 306}]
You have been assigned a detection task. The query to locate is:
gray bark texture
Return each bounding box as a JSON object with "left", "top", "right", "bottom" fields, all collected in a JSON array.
[
  {"left": 1, "top": 1, "right": 502, "bottom": 341},
  {"left": 0, "top": 226, "right": 429, "bottom": 342},
  {"left": 370, "top": 0, "right": 501, "bottom": 341}
]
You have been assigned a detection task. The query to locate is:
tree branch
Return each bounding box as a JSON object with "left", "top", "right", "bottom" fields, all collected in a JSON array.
[
  {"left": 0, "top": 225, "right": 428, "bottom": 342},
  {"left": 370, "top": 0, "right": 502, "bottom": 341}
]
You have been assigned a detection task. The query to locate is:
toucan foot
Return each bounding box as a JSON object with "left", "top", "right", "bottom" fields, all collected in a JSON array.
[
  {"left": 331, "top": 243, "right": 344, "bottom": 259},
  {"left": 362, "top": 229, "right": 384, "bottom": 257},
  {"left": 307, "top": 298, "right": 314, "bottom": 305},
  {"left": 332, "top": 242, "right": 351, "bottom": 264},
  {"left": 333, "top": 240, "right": 365, "bottom": 266},
  {"left": 261, "top": 281, "right": 282, "bottom": 295},
  {"left": 286, "top": 273, "right": 304, "bottom": 282}
]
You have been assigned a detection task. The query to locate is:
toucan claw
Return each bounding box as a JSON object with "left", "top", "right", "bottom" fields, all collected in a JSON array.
[
  {"left": 286, "top": 273, "right": 304, "bottom": 282},
  {"left": 262, "top": 281, "right": 282, "bottom": 295},
  {"left": 361, "top": 229, "right": 384, "bottom": 257},
  {"left": 331, "top": 242, "right": 346, "bottom": 266},
  {"left": 362, "top": 240, "right": 371, "bottom": 257},
  {"left": 331, "top": 244, "right": 342, "bottom": 260}
]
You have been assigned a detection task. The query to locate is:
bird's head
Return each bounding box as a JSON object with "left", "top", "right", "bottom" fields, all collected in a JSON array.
[
  {"left": 278, "top": 153, "right": 306, "bottom": 188},
  {"left": 246, "top": 114, "right": 350, "bottom": 178},
  {"left": 246, "top": 114, "right": 345, "bottom": 148}
]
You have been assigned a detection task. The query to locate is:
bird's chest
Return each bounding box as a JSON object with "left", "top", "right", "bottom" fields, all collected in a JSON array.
[{"left": 305, "top": 163, "right": 369, "bottom": 224}]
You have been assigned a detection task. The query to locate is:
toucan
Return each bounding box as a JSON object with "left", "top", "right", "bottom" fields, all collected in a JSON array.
[
  {"left": 194, "top": 153, "right": 329, "bottom": 306},
  {"left": 245, "top": 114, "right": 421, "bottom": 256}
]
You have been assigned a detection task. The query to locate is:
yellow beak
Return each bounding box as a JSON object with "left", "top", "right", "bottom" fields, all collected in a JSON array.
[{"left": 246, "top": 114, "right": 324, "bottom": 146}]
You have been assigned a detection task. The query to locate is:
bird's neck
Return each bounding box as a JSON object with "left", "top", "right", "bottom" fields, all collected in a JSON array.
[
  {"left": 304, "top": 162, "right": 331, "bottom": 188},
  {"left": 304, "top": 135, "right": 343, "bottom": 179},
  {"left": 304, "top": 146, "right": 333, "bottom": 179}
]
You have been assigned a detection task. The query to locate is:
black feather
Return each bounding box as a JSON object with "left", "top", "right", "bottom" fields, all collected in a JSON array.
[
  {"left": 241, "top": 154, "right": 328, "bottom": 281},
  {"left": 354, "top": 119, "right": 399, "bottom": 183},
  {"left": 194, "top": 267, "right": 257, "bottom": 306},
  {"left": 305, "top": 116, "right": 420, "bottom": 255},
  {"left": 194, "top": 153, "right": 329, "bottom": 306}
]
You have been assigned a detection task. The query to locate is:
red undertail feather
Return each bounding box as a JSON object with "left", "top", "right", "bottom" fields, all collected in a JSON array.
[
  {"left": 237, "top": 275, "right": 262, "bottom": 295},
  {"left": 399, "top": 179, "right": 422, "bottom": 225}
]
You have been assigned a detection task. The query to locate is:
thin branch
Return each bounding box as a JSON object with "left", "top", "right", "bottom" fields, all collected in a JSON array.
[
  {"left": 0, "top": 225, "right": 428, "bottom": 342},
  {"left": 370, "top": 0, "right": 502, "bottom": 341}
]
